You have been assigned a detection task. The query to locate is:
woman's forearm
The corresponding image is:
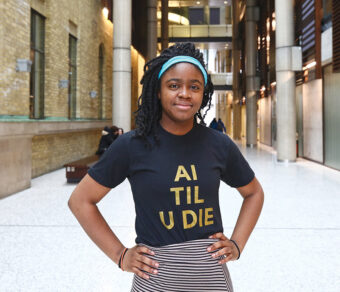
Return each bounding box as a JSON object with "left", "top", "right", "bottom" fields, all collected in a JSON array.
[
  {"left": 68, "top": 198, "right": 125, "bottom": 265},
  {"left": 230, "top": 189, "right": 264, "bottom": 253}
]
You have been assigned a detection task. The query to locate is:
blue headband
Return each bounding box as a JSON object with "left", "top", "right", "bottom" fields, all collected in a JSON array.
[{"left": 158, "top": 56, "right": 208, "bottom": 86}]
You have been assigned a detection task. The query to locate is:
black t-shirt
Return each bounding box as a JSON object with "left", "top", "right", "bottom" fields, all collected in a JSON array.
[{"left": 88, "top": 123, "right": 255, "bottom": 247}]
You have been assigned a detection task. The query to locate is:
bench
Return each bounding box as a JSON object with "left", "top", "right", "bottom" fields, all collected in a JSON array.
[{"left": 64, "top": 155, "right": 100, "bottom": 183}]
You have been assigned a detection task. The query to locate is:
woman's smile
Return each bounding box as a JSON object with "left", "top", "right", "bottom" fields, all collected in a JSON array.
[
  {"left": 174, "top": 101, "right": 193, "bottom": 110},
  {"left": 158, "top": 62, "right": 204, "bottom": 134}
]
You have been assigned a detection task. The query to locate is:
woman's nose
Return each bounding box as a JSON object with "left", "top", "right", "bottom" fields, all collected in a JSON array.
[{"left": 179, "top": 86, "right": 191, "bottom": 99}]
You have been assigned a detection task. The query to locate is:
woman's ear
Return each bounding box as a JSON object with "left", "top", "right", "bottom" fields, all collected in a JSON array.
[{"left": 157, "top": 91, "right": 161, "bottom": 100}]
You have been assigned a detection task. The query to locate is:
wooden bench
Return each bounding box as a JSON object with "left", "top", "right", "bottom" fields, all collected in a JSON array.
[{"left": 64, "top": 155, "right": 100, "bottom": 183}]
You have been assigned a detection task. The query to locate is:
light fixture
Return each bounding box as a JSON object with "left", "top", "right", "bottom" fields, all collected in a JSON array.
[
  {"left": 302, "top": 61, "right": 316, "bottom": 71},
  {"left": 16, "top": 59, "right": 32, "bottom": 72},
  {"left": 156, "top": 11, "right": 189, "bottom": 25},
  {"left": 102, "top": 7, "right": 109, "bottom": 19},
  {"left": 58, "top": 80, "right": 69, "bottom": 88},
  {"left": 196, "top": 1, "right": 201, "bottom": 5},
  {"left": 272, "top": 19, "right": 276, "bottom": 31},
  {"left": 90, "top": 90, "right": 98, "bottom": 98},
  {"left": 224, "top": 1, "right": 228, "bottom": 4}
]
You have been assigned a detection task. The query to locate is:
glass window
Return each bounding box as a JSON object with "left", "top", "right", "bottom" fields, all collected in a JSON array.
[
  {"left": 30, "top": 9, "right": 45, "bottom": 119},
  {"left": 189, "top": 8, "right": 204, "bottom": 25},
  {"left": 323, "top": 0, "right": 332, "bottom": 17},
  {"left": 98, "top": 44, "right": 104, "bottom": 119},
  {"left": 322, "top": 0, "right": 332, "bottom": 31},
  {"left": 68, "top": 35, "right": 77, "bottom": 119},
  {"left": 210, "top": 8, "right": 220, "bottom": 24}
]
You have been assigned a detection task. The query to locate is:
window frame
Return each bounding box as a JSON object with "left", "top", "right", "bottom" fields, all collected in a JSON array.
[{"left": 29, "top": 9, "right": 45, "bottom": 119}]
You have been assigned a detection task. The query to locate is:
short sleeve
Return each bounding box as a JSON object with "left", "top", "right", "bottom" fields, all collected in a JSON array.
[
  {"left": 88, "top": 134, "right": 130, "bottom": 188},
  {"left": 221, "top": 139, "right": 255, "bottom": 188}
]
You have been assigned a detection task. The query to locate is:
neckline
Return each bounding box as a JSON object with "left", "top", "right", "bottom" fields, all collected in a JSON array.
[{"left": 158, "top": 122, "right": 198, "bottom": 138}]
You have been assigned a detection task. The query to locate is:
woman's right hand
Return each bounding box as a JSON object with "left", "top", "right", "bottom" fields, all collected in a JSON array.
[{"left": 121, "top": 245, "right": 159, "bottom": 280}]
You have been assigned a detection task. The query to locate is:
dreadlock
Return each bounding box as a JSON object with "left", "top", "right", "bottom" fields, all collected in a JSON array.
[{"left": 134, "top": 42, "right": 214, "bottom": 144}]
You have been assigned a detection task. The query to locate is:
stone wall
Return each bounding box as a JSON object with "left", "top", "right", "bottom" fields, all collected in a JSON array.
[
  {"left": 0, "top": 0, "right": 146, "bottom": 197},
  {"left": 0, "top": 120, "right": 108, "bottom": 198},
  {"left": 0, "top": 1, "right": 31, "bottom": 116},
  {"left": 0, "top": 0, "right": 113, "bottom": 119},
  {"left": 32, "top": 130, "right": 101, "bottom": 178}
]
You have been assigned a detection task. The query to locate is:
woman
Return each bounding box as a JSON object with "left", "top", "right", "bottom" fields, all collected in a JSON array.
[
  {"left": 95, "top": 125, "right": 120, "bottom": 155},
  {"left": 68, "top": 43, "right": 264, "bottom": 291}
]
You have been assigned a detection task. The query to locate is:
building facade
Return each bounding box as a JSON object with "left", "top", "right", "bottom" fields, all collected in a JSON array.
[
  {"left": 1, "top": 0, "right": 339, "bottom": 198},
  {"left": 0, "top": 0, "right": 146, "bottom": 198},
  {"left": 228, "top": 0, "right": 339, "bottom": 169}
]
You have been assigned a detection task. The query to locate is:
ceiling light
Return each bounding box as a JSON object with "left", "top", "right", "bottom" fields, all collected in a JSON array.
[
  {"left": 196, "top": 1, "right": 201, "bottom": 5},
  {"left": 102, "top": 7, "right": 109, "bottom": 19}
]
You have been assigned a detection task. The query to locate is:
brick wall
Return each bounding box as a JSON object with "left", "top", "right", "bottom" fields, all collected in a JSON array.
[
  {"left": 0, "top": 1, "right": 30, "bottom": 116},
  {"left": 32, "top": 129, "right": 101, "bottom": 178},
  {"left": 0, "top": 0, "right": 146, "bottom": 194},
  {"left": 0, "top": 0, "right": 113, "bottom": 119}
]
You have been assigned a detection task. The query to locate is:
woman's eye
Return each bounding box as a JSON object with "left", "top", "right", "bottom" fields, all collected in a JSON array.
[
  {"left": 191, "top": 85, "right": 200, "bottom": 90},
  {"left": 169, "top": 84, "right": 178, "bottom": 89}
]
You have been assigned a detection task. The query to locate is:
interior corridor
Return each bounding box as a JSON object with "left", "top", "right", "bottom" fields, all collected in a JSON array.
[{"left": 0, "top": 143, "right": 339, "bottom": 292}]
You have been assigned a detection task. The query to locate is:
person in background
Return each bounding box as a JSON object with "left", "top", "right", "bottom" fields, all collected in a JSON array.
[
  {"left": 95, "top": 126, "right": 119, "bottom": 155},
  {"left": 118, "top": 128, "right": 124, "bottom": 136},
  {"left": 209, "top": 117, "right": 218, "bottom": 130},
  {"left": 217, "top": 118, "right": 226, "bottom": 133}
]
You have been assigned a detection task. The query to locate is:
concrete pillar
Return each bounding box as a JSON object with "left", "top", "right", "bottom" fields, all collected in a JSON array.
[
  {"left": 161, "top": 0, "right": 168, "bottom": 51},
  {"left": 232, "top": 0, "right": 242, "bottom": 140},
  {"left": 226, "top": 49, "right": 232, "bottom": 72},
  {"left": 275, "top": 0, "right": 296, "bottom": 162},
  {"left": 113, "top": 0, "right": 132, "bottom": 131},
  {"left": 245, "top": 0, "right": 258, "bottom": 147},
  {"left": 147, "top": 0, "right": 157, "bottom": 61}
]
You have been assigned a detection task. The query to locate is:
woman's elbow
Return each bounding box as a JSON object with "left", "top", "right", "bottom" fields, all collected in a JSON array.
[
  {"left": 67, "top": 193, "right": 77, "bottom": 213},
  {"left": 68, "top": 190, "right": 83, "bottom": 213}
]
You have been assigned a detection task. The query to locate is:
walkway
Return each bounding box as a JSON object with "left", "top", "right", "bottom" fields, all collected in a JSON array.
[{"left": 0, "top": 143, "right": 340, "bottom": 292}]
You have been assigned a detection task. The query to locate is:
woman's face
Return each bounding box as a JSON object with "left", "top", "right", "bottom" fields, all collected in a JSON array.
[{"left": 158, "top": 62, "right": 204, "bottom": 127}]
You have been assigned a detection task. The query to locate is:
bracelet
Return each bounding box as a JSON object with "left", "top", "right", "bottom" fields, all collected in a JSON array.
[
  {"left": 118, "top": 247, "right": 128, "bottom": 271},
  {"left": 230, "top": 239, "right": 240, "bottom": 260}
]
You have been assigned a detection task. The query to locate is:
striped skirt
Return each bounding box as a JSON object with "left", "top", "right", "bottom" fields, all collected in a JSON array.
[{"left": 130, "top": 238, "right": 234, "bottom": 292}]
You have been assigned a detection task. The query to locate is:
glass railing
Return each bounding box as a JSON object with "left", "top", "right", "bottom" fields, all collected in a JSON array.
[
  {"left": 210, "top": 72, "right": 233, "bottom": 86},
  {"left": 157, "top": 24, "right": 232, "bottom": 38}
]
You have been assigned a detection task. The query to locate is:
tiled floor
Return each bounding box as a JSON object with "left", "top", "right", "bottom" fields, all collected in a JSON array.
[{"left": 1, "top": 142, "right": 340, "bottom": 292}]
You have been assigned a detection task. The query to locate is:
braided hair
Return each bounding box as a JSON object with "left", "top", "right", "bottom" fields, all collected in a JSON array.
[{"left": 134, "top": 42, "right": 214, "bottom": 144}]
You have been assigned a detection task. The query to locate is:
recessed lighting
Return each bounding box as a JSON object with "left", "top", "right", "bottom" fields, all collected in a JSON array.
[
  {"left": 224, "top": 1, "right": 228, "bottom": 4},
  {"left": 196, "top": 1, "right": 201, "bottom": 5}
]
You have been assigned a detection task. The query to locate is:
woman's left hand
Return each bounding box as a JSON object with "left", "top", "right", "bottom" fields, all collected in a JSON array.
[{"left": 207, "top": 232, "right": 239, "bottom": 264}]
